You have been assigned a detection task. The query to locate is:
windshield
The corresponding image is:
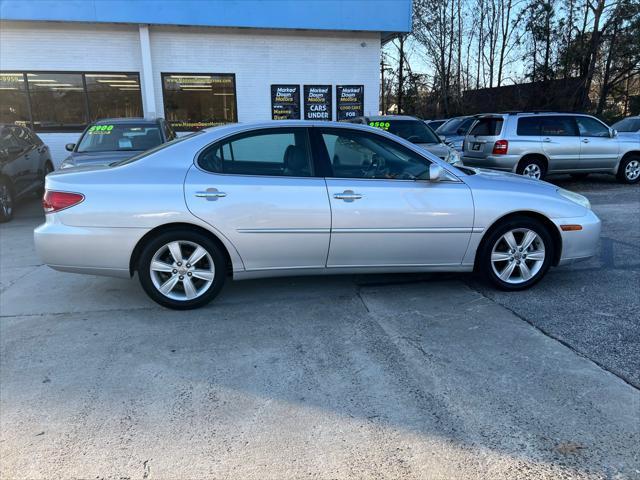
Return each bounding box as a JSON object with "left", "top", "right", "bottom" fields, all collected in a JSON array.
[
  {"left": 612, "top": 117, "right": 640, "bottom": 132},
  {"left": 436, "top": 117, "right": 475, "bottom": 136},
  {"left": 77, "top": 124, "right": 162, "bottom": 153},
  {"left": 368, "top": 120, "right": 441, "bottom": 144}
]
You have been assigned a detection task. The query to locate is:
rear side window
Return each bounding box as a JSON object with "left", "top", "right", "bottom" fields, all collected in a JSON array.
[
  {"left": 540, "top": 116, "right": 579, "bottom": 136},
  {"left": 199, "top": 128, "right": 312, "bottom": 177},
  {"left": 469, "top": 118, "right": 503, "bottom": 136},
  {"left": 517, "top": 117, "right": 541, "bottom": 136}
]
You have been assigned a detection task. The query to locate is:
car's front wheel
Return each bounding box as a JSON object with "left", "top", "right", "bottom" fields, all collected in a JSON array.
[
  {"left": 0, "top": 178, "right": 14, "bottom": 223},
  {"left": 617, "top": 155, "right": 640, "bottom": 184},
  {"left": 479, "top": 217, "right": 554, "bottom": 290},
  {"left": 137, "top": 230, "right": 227, "bottom": 309}
]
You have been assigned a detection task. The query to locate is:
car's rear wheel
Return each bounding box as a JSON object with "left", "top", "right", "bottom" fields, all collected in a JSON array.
[
  {"left": 479, "top": 217, "right": 554, "bottom": 291},
  {"left": 617, "top": 155, "right": 640, "bottom": 184},
  {"left": 138, "top": 230, "right": 226, "bottom": 309},
  {"left": 516, "top": 158, "right": 546, "bottom": 180},
  {"left": 0, "top": 178, "right": 14, "bottom": 223}
]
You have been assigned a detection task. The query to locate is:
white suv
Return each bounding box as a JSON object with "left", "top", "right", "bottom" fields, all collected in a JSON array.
[{"left": 461, "top": 113, "right": 640, "bottom": 183}]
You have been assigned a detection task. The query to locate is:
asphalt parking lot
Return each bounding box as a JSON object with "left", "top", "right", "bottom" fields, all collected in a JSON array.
[{"left": 1, "top": 175, "right": 638, "bottom": 479}]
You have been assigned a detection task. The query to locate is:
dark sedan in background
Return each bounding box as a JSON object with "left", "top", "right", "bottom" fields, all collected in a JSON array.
[
  {"left": 60, "top": 117, "right": 176, "bottom": 169},
  {"left": 0, "top": 124, "right": 53, "bottom": 222}
]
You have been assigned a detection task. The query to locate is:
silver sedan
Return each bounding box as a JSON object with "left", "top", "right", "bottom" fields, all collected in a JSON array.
[{"left": 35, "top": 121, "right": 601, "bottom": 309}]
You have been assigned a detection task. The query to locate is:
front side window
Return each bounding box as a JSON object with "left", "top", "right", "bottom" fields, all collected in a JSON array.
[
  {"left": 0, "top": 73, "right": 30, "bottom": 126},
  {"left": 541, "top": 116, "right": 579, "bottom": 137},
  {"left": 199, "top": 128, "right": 312, "bottom": 177},
  {"left": 576, "top": 117, "right": 610, "bottom": 137},
  {"left": 320, "top": 129, "right": 429, "bottom": 180},
  {"left": 162, "top": 73, "right": 237, "bottom": 132},
  {"left": 76, "top": 124, "right": 163, "bottom": 153},
  {"left": 369, "top": 120, "right": 441, "bottom": 144},
  {"left": 85, "top": 73, "right": 142, "bottom": 121}
]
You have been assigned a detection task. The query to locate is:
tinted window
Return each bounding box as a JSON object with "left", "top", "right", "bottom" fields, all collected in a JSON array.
[
  {"left": 162, "top": 73, "right": 237, "bottom": 132},
  {"left": 469, "top": 118, "right": 503, "bottom": 136},
  {"left": 320, "top": 129, "right": 429, "bottom": 180},
  {"left": 199, "top": 128, "right": 312, "bottom": 177},
  {"left": 611, "top": 117, "right": 640, "bottom": 132},
  {"left": 437, "top": 117, "right": 474, "bottom": 136},
  {"left": 77, "top": 124, "right": 163, "bottom": 153},
  {"left": 85, "top": 73, "right": 142, "bottom": 121},
  {"left": 368, "top": 120, "right": 440, "bottom": 144},
  {"left": 517, "top": 117, "right": 541, "bottom": 136},
  {"left": 0, "top": 73, "right": 30, "bottom": 126},
  {"left": 540, "top": 116, "right": 579, "bottom": 136},
  {"left": 576, "top": 117, "right": 610, "bottom": 137}
]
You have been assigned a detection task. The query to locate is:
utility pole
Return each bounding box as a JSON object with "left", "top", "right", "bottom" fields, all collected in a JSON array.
[
  {"left": 398, "top": 35, "right": 404, "bottom": 114},
  {"left": 381, "top": 57, "right": 386, "bottom": 114}
]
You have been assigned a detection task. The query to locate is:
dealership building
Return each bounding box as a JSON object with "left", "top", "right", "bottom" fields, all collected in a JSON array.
[{"left": 0, "top": 0, "right": 412, "bottom": 165}]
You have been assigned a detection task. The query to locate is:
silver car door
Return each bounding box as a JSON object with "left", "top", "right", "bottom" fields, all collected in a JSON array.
[
  {"left": 575, "top": 116, "right": 620, "bottom": 170},
  {"left": 318, "top": 128, "right": 474, "bottom": 268},
  {"left": 184, "top": 127, "right": 331, "bottom": 271},
  {"left": 540, "top": 116, "right": 581, "bottom": 172}
]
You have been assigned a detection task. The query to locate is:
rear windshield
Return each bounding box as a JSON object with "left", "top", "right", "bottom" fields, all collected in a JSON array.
[
  {"left": 77, "top": 123, "right": 163, "bottom": 153},
  {"left": 612, "top": 117, "right": 640, "bottom": 132},
  {"left": 111, "top": 132, "right": 201, "bottom": 166},
  {"left": 469, "top": 118, "right": 503, "bottom": 136},
  {"left": 436, "top": 117, "right": 475, "bottom": 136},
  {"left": 368, "top": 120, "right": 441, "bottom": 144}
]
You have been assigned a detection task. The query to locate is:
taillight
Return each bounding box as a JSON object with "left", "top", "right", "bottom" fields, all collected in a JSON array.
[
  {"left": 492, "top": 140, "right": 508, "bottom": 155},
  {"left": 42, "top": 190, "right": 84, "bottom": 213}
]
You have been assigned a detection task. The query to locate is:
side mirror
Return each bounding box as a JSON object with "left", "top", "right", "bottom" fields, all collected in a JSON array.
[
  {"left": 429, "top": 164, "right": 444, "bottom": 182},
  {"left": 65, "top": 143, "right": 75, "bottom": 152},
  {"left": 439, "top": 135, "right": 446, "bottom": 142},
  {"left": 610, "top": 128, "right": 617, "bottom": 138}
]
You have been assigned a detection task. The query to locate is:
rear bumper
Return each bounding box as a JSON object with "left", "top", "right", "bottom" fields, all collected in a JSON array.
[
  {"left": 552, "top": 210, "right": 601, "bottom": 266},
  {"left": 34, "top": 215, "right": 149, "bottom": 278},
  {"left": 461, "top": 154, "right": 519, "bottom": 171}
]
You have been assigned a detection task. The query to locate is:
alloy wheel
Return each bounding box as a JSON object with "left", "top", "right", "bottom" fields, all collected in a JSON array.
[
  {"left": 491, "top": 228, "right": 546, "bottom": 284},
  {"left": 522, "top": 164, "right": 542, "bottom": 179},
  {"left": 149, "top": 240, "right": 215, "bottom": 301},
  {"left": 0, "top": 184, "right": 13, "bottom": 218},
  {"left": 625, "top": 160, "right": 640, "bottom": 181}
]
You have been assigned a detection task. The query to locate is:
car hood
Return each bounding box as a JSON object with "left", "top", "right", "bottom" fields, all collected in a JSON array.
[
  {"left": 462, "top": 166, "right": 557, "bottom": 190},
  {"left": 61, "top": 150, "right": 140, "bottom": 168}
]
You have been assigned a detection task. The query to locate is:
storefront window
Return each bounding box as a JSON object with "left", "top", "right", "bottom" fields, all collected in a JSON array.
[
  {"left": 27, "top": 73, "right": 88, "bottom": 131},
  {"left": 0, "top": 73, "right": 30, "bottom": 126},
  {"left": 162, "top": 73, "right": 237, "bottom": 131},
  {"left": 85, "top": 73, "right": 143, "bottom": 121},
  {"left": 0, "top": 71, "right": 144, "bottom": 131}
]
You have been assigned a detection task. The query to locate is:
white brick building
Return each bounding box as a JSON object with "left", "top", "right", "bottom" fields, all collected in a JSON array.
[{"left": 0, "top": 0, "right": 412, "bottom": 165}]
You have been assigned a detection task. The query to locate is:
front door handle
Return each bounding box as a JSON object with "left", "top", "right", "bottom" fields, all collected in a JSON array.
[
  {"left": 542, "top": 137, "right": 551, "bottom": 142},
  {"left": 581, "top": 138, "right": 590, "bottom": 143},
  {"left": 195, "top": 188, "right": 227, "bottom": 201},
  {"left": 333, "top": 190, "right": 363, "bottom": 202}
]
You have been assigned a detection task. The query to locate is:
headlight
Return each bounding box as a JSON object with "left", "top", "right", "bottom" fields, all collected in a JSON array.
[{"left": 557, "top": 188, "right": 591, "bottom": 210}]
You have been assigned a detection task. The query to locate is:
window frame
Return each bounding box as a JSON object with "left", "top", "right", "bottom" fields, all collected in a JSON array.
[
  {"left": 161, "top": 72, "right": 238, "bottom": 132},
  {"left": 0, "top": 70, "right": 142, "bottom": 132},
  {"left": 196, "top": 127, "right": 316, "bottom": 179},
  {"left": 310, "top": 126, "right": 442, "bottom": 182}
]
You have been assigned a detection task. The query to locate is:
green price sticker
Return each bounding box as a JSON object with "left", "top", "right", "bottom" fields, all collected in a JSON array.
[
  {"left": 88, "top": 125, "right": 114, "bottom": 134},
  {"left": 369, "top": 121, "right": 390, "bottom": 130}
]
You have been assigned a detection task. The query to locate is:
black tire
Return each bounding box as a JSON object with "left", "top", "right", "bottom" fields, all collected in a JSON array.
[
  {"left": 616, "top": 155, "right": 640, "bottom": 184},
  {"left": 137, "top": 229, "right": 227, "bottom": 309},
  {"left": 516, "top": 157, "right": 547, "bottom": 180},
  {"left": 0, "top": 178, "right": 15, "bottom": 223},
  {"left": 570, "top": 172, "right": 589, "bottom": 180},
  {"left": 36, "top": 161, "right": 54, "bottom": 197},
  {"left": 479, "top": 216, "right": 554, "bottom": 291}
]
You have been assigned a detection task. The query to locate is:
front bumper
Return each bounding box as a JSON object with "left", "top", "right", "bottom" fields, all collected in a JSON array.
[
  {"left": 553, "top": 209, "right": 601, "bottom": 266},
  {"left": 34, "top": 215, "right": 149, "bottom": 278}
]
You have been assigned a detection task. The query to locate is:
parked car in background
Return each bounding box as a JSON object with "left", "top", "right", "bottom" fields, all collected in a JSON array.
[
  {"left": 36, "top": 121, "right": 600, "bottom": 309},
  {"left": 426, "top": 119, "right": 447, "bottom": 131},
  {"left": 435, "top": 115, "right": 478, "bottom": 151},
  {"left": 611, "top": 116, "right": 640, "bottom": 138},
  {"left": 349, "top": 115, "right": 461, "bottom": 165},
  {"left": 59, "top": 118, "right": 176, "bottom": 169},
  {"left": 0, "top": 124, "right": 53, "bottom": 222},
  {"left": 461, "top": 112, "right": 640, "bottom": 183}
]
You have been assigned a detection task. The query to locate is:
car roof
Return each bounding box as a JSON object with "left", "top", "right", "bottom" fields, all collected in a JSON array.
[
  {"left": 92, "top": 117, "right": 163, "bottom": 125},
  {"left": 358, "top": 115, "right": 421, "bottom": 121}
]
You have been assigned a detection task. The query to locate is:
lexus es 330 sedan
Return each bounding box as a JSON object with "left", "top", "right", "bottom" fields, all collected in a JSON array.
[{"left": 35, "top": 121, "right": 601, "bottom": 309}]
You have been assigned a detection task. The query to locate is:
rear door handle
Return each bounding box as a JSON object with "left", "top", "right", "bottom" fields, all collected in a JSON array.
[
  {"left": 195, "top": 188, "right": 227, "bottom": 201},
  {"left": 581, "top": 138, "right": 590, "bottom": 143},
  {"left": 333, "top": 190, "right": 363, "bottom": 202}
]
